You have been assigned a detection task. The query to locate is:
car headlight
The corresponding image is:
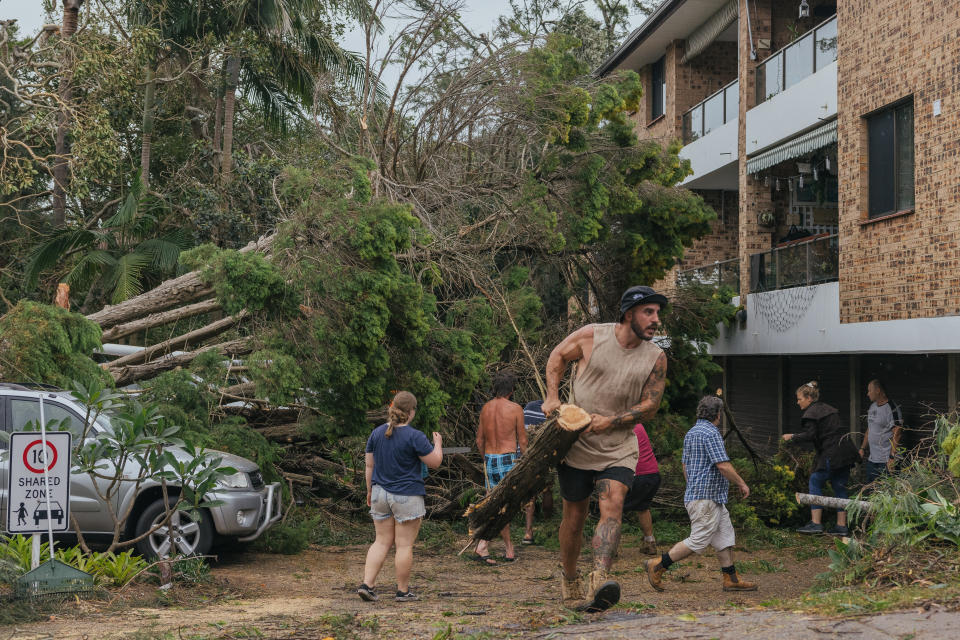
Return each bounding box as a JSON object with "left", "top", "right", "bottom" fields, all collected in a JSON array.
[{"left": 218, "top": 471, "right": 251, "bottom": 489}]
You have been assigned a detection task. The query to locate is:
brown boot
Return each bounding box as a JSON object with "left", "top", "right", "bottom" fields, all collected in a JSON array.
[
  {"left": 722, "top": 569, "right": 758, "bottom": 592},
  {"left": 580, "top": 569, "right": 620, "bottom": 613},
  {"left": 641, "top": 538, "right": 658, "bottom": 556},
  {"left": 561, "top": 571, "right": 585, "bottom": 605},
  {"left": 645, "top": 558, "right": 666, "bottom": 592}
]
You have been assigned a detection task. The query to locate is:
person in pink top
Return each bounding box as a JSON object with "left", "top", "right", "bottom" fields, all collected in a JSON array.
[{"left": 623, "top": 423, "right": 661, "bottom": 555}]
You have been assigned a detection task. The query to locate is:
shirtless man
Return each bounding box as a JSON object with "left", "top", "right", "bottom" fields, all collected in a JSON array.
[
  {"left": 475, "top": 370, "right": 527, "bottom": 565},
  {"left": 542, "top": 285, "right": 668, "bottom": 612}
]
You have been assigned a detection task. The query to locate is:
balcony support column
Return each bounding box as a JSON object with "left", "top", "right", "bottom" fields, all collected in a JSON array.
[{"left": 737, "top": 0, "right": 773, "bottom": 297}]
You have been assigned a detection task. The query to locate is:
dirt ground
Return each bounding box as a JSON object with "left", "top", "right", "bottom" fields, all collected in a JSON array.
[{"left": 2, "top": 530, "right": 837, "bottom": 639}]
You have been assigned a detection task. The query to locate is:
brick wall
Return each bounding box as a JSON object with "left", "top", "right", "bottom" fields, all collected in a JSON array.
[
  {"left": 837, "top": 0, "right": 960, "bottom": 323},
  {"left": 655, "top": 189, "right": 740, "bottom": 296},
  {"left": 632, "top": 39, "right": 737, "bottom": 145}
]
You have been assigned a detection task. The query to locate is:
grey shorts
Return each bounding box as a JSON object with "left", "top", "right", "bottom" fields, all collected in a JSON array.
[
  {"left": 683, "top": 500, "right": 735, "bottom": 553},
  {"left": 369, "top": 485, "right": 426, "bottom": 523}
]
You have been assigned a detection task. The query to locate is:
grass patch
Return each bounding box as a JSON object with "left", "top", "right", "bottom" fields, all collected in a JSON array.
[
  {"left": 735, "top": 558, "right": 785, "bottom": 574},
  {"left": 791, "top": 581, "right": 960, "bottom": 615},
  {"left": 617, "top": 600, "right": 656, "bottom": 613}
]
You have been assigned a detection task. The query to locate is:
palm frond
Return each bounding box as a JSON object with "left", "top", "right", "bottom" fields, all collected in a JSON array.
[
  {"left": 65, "top": 250, "right": 117, "bottom": 292},
  {"left": 104, "top": 176, "right": 145, "bottom": 230},
  {"left": 24, "top": 228, "right": 99, "bottom": 288},
  {"left": 107, "top": 252, "right": 153, "bottom": 304},
  {"left": 136, "top": 233, "right": 187, "bottom": 273}
]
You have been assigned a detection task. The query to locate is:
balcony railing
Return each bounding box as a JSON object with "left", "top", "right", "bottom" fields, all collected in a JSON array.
[
  {"left": 676, "top": 258, "right": 740, "bottom": 296},
  {"left": 750, "top": 233, "right": 838, "bottom": 293},
  {"left": 682, "top": 78, "right": 739, "bottom": 145},
  {"left": 755, "top": 15, "right": 837, "bottom": 106}
]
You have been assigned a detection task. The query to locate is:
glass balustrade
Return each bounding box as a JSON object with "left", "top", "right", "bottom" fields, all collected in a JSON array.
[{"left": 755, "top": 15, "right": 837, "bottom": 106}]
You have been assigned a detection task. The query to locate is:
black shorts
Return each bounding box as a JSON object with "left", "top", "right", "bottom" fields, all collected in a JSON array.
[
  {"left": 557, "top": 463, "right": 635, "bottom": 503},
  {"left": 623, "top": 472, "right": 661, "bottom": 512}
]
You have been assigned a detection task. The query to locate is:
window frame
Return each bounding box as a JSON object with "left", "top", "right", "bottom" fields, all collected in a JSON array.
[
  {"left": 7, "top": 396, "right": 88, "bottom": 440},
  {"left": 650, "top": 56, "right": 666, "bottom": 121},
  {"left": 866, "top": 97, "right": 915, "bottom": 219}
]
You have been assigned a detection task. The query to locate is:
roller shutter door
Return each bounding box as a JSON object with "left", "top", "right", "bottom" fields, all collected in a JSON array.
[
  {"left": 784, "top": 356, "right": 851, "bottom": 434},
  {"left": 860, "top": 355, "right": 947, "bottom": 452},
  {"left": 726, "top": 356, "right": 780, "bottom": 454}
]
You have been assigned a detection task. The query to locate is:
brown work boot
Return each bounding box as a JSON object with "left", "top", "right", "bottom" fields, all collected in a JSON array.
[
  {"left": 560, "top": 571, "right": 585, "bottom": 605},
  {"left": 641, "top": 538, "right": 658, "bottom": 556},
  {"left": 645, "top": 558, "right": 666, "bottom": 592},
  {"left": 579, "top": 569, "right": 620, "bottom": 613},
  {"left": 722, "top": 569, "right": 758, "bottom": 592}
]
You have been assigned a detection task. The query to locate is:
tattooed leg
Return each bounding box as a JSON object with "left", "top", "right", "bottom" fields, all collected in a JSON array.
[{"left": 592, "top": 478, "right": 628, "bottom": 571}]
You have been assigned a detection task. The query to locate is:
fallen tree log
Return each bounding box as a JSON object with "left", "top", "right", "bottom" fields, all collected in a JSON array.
[
  {"left": 257, "top": 423, "right": 305, "bottom": 443},
  {"left": 111, "top": 336, "right": 254, "bottom": 386},
  {"left": 86, "top": 233, "right": 273, "bottom": 329},
  {"left": 795, "top": 492, "right": 873, "bottom": 513},
  {"left": 100, "top": 298, "right": 222, "bottom": 342},
  {"left": 106, "top": 311, "right": 247, "bottom": 370},
  {"left": 465, "top": 404, "right": 591, "bottom": 543}
]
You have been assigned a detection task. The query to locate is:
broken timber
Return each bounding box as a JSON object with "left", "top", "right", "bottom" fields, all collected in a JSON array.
[
  {"left": 795, "top": 492, "right": 873, "bottom": 513},
  {"left": 464, "top": 404, "right": 591, "bottom": 543}
]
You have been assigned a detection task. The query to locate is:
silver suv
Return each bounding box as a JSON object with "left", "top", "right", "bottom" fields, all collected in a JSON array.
[{"left": 0, "top": 384, "right": 281, "bottom": 558}]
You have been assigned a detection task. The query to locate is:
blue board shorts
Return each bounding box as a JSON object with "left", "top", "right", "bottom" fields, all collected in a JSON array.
[
  {"left": 369, "top": 485, "right": 426, "bottom": 523},
  {"left": 484, "top": 453, "right": 517, "bottom": 490}
]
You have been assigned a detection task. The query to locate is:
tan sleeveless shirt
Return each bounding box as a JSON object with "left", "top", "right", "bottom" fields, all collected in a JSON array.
[{"left": 564, "top": 323, "right": 663, "bottom": 471}]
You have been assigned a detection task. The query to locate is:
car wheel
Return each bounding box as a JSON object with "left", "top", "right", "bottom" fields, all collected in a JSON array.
[{"left": 134, "top": 498, "right": 213, "bottom": 559}]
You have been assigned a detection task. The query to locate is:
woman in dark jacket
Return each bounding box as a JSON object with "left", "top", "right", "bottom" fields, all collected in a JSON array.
[{"left": 782, "top": 381, "right": 858, "bottom": 536}]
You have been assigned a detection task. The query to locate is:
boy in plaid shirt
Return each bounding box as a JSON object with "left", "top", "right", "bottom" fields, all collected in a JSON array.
[{"left": 645, "top": 396, "right": 758, "bottom": 592}]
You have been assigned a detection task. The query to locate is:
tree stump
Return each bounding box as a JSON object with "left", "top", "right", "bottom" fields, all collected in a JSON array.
[{"left": 465, "top": 404, "right": 591, "bottom": 543}]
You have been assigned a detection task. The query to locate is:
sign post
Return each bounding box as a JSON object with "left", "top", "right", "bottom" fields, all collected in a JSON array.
[{"left": 6, "top": 404, "right": 71, "bottom": 568}]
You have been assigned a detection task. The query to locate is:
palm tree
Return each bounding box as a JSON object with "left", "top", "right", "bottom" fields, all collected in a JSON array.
[
  {"left": 213, "top": 0, "right": 376, "bottom": 183},
  {"left": 25, "top": 175, "right": 190, "bottom": 309},
  {"left": 53, "top": 0, "right": 85, "bottom": 225}
]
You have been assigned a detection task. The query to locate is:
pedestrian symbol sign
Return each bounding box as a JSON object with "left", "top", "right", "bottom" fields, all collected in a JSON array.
[{"left": 7, "top": 432, "right": 72, "bottom": 534}]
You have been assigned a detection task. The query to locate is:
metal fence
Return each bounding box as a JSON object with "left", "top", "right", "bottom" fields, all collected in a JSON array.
[
  {"left": 676, "top": 258, "right": 740, "bottom": 295},
  {"left": 749, "top": 233, "right": 838, "bottom": 293}
]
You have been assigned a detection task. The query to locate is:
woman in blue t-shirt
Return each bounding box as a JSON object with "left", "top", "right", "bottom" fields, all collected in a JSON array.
[{"left": 358, "top": 391, "right": 442, "bottom": 602}]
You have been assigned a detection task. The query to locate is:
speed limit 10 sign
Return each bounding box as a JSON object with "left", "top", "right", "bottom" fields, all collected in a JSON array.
[{"left": 6, "top": 432, "right": 72, "bottom": 534}]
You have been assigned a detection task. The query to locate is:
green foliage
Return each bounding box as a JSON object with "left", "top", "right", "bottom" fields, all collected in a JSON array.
[
  {"left": 731, "top": 460, "right": 801, "bottom": 526},
  {"left": 659, "top": 282, "right": 739, "bottom": 416},
  {"left": 0, "top": 301, "right": 110, "bottom": 388},
  {"left": 201, "top": 250, "right": 301, "bottom": 317},
  {"left": 0, "top": 537, "right": 147, "bottom": 587},
  {"left": 252, "top": 518, "right": 314, "bottom": 555},
  {"left": 247, "top": 349, "right": 303, "bottom": 404}
]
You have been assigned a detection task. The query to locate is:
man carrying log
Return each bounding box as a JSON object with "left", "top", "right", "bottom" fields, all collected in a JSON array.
[
  {"left": 542, "top": 285, "right": 668, "bottom": 612},
  {"left": 475, "top": 370, "right": 527, "bottom": 565}
]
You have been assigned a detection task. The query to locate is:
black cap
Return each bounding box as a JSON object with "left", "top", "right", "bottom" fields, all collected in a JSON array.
[{"left": 619, "top": 285, "right": 668, "bottom": 319}]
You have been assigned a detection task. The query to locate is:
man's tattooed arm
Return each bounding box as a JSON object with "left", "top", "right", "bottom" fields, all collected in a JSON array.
[{"left": 611, "top": 352, "right": 667, "bottom": 428}]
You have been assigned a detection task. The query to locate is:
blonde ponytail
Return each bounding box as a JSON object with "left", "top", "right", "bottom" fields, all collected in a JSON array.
[
  {"left": 385, "top": 391, "right": 417, "bottom": 437},
  {"left": 796, "top": 380, "right": 820, "bottom": 402}
]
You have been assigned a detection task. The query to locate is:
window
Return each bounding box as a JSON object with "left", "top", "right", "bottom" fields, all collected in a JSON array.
[
  {"left": 651, "top": 56, "right": 665, "bottom": 120},
  {"left": 10, "top": 399, "right": 85, "bottom": 438},
  {"left": 867, "top": 99, "right": 914, "bottom": 218}
]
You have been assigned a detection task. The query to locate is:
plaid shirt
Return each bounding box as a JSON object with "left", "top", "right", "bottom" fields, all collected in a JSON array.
[{"left": 682, "top": 419, "right": 731, "bottom": 504}]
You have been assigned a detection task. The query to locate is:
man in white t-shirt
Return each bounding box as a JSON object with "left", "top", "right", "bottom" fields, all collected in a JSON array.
[{"left": 859, "top": 379, "right": 903, "bottom": 484}]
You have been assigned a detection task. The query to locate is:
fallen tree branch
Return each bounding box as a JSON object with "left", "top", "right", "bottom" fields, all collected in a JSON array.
[
  {"left": 110, "top": 336, "right": 254, "bottom": 386},
  {"left": 465, "top": 404, "right": 591, "bottom": 543},
  {"left": 106, "top": 311, "right": 246, "bottom": 370},
  {"left": 87, "top": 233, "right": 273, "bottom": 329},
  {"left": 99, "top": 298, "right": 221, "bottom": 342},
  {"left": 795, "top": 492, "right": 873, "bottom": 513}
]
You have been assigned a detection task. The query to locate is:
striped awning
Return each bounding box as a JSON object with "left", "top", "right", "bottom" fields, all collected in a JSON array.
[
  {"left": 746, "top": 119, "right": 838, "bottom": 174},
  {"left": 681, "top": 0, "right": 738, "bottom": 64}
]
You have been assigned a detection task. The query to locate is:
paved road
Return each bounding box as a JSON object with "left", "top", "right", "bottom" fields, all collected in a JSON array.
[{"left": 523, "top": 607, "right": 959, "bottom": 639}]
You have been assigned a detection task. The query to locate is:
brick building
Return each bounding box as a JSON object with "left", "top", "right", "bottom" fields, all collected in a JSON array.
[{"left": 598, "top": 0, "right": 960, "bottom": 453}]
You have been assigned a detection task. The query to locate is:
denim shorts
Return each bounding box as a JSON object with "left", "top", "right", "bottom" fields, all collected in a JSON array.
[{"left": 369, "top": 485, "right": 426, "bottom": 523}]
